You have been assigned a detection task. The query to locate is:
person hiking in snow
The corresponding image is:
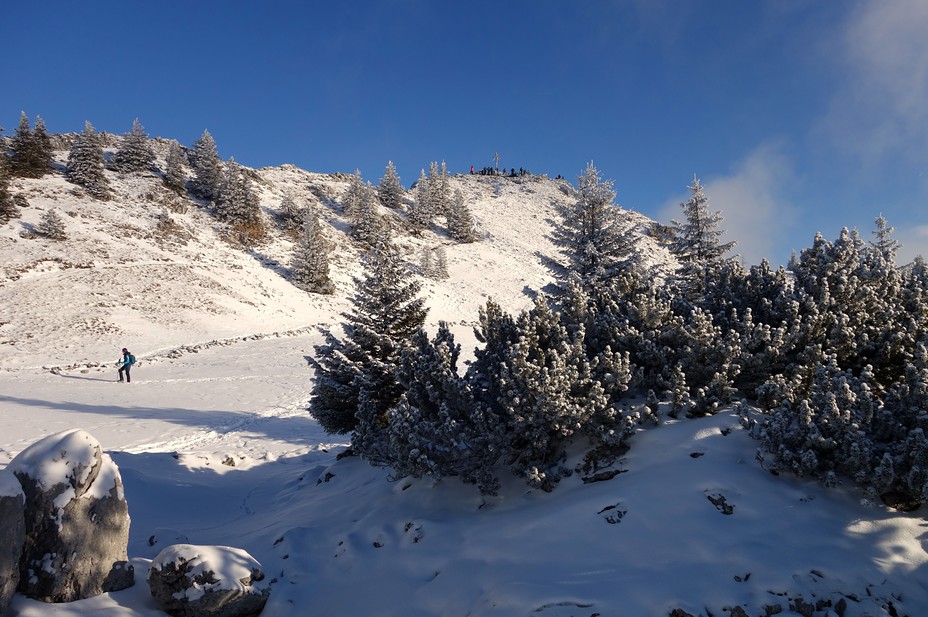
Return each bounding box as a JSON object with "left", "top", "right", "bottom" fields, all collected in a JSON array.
[{"left": 116, "top": 348, "right": 135, "bottom": 383}]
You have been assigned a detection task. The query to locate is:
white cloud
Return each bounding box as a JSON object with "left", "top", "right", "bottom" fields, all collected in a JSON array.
[
  {"left": 658, "top": 144, "right": 796, "bottom": 267},
  {"left": 894, "top": 225, "right": 928, "bottom": 265},
  {"left": 822, "top": 0, "right": 928, "bottom": 163}
]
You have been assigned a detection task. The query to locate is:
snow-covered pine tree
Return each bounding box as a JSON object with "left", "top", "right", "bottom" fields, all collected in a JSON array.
[
  {"left": 37, "top": 208, "right": 67, "bottom": 240},
  {"left": 550, "top": 162, "right": 636, "bottom": 289},
  {"left": 9, "top": 113, "right": 33, "bottom": 177},
  {"left": 32, "top": 116, "right": 53, "bottom": 175},
  {"left": 386, "top": 323, "right": 503, "bottom": 494},
  {"left": 668, "top": 176, "right": 736, "bottom": 299},
  {"left": 494, "top": 296, "right": 616, "bottom": 490},
  {"left": 871, "top": 214, "right": 901, "bottom": 265},
  {"left": 908, "top": 256, "right": 928, "bottom": 289},
  {"left": 309, "top": 238, "right": 428, "bottom": 437},
  {"left": 188, "top": 129, "right": 222, "bottom": 202},
  {"left": 420, "top": 246, "right": 434, "bottom": 278},
  {"left": 291, "top": 206, "right": 334, "bottom": 294},
  {"left": 434, "top": 246, "right": 449, "bottom": 279},
  {"left": 0, "top": 154, "right": 20, "bottom": 223},
  {"left": 668, "top": 363, "right": 690, "bottom": 419},
  {"left": 162, "top": 141, "right": 187, "bottom": 194},
  {"left": 10, "top": 113, "right": 53, "bottom": 178},
  {"left": 341, "top": 170, "right": 367, "bottom": 220},
  {"left": 424, "top": 161, "right": 452, "bottom": 217},
  {"left": 109, "top": 118, "right": 155, "bottom": 173},
  {"left": 377, "top": 160, "right": 404, "bottom": 209},
  {"left": 726, "top": 260, "right": 802, "bottom": 393},
  {"left": 66, "top": 121, "right": 110, "bottom": 200},
  {"left": 789, "top": 228, "right": 898, "bottom": 379},
  {"left": 277, "top": 191, "right": 303, "bottom": 232},
  {"left": 349, "top": 181, "right": 386, "bottom": 246},
  {"left": 216, "top": 157, "right": 261, "bottom": 226},
  {"left": 447, "top": 189, "right": 477, "bottom": 242},
  {"left": 558, "top": 276, "right": 636, "bottom": 409},
  {"left": 420, "top": 246, "right": 449, "bottom": 279},
  {"left": 408, "top": 169, "right": 433, "bottom": 233}
]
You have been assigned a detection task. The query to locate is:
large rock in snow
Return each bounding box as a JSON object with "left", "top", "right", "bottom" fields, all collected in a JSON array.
[
  {"left": 0, "top": 470, "right": 26, "bottom": 615},
  {"left": 7, "top": 429, "right": 134, "bottom": 602},
  {"left": 148, "top": 544, "right": 270, "bottom": 617}
]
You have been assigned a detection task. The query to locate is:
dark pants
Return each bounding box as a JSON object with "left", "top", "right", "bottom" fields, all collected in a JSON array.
[{"left": 118, "top": 365, "right": 131, "bottom": 382}]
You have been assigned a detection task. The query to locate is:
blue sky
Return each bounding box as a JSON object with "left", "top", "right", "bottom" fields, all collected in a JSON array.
[{"left": 4, "top": 1, "right": 927, "bottom": 266}]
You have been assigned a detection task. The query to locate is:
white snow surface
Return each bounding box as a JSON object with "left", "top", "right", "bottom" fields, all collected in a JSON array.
[
  {"left": 0, "top": 157, "right": 926, "bottom": 615},
  {"left": 150, "top": 544, "right": 267, "bottom": 602}
]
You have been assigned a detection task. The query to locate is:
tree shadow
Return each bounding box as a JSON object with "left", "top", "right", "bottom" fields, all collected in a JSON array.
[
  {"left": 247, "top": 246, "right": 291, "bottom": 280},
  {"left": 0, "top": 393, "right": 328, "bottom": 451}
]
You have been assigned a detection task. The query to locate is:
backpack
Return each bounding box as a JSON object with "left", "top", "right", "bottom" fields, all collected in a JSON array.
[{"left": 128, "top": 354, "right": 136, "bottom": 365}]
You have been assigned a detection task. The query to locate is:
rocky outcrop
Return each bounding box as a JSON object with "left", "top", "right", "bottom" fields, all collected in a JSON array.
[
  {"left": 148, "top": 544, "right": 270, "bottom": 617},
  {"left": 0, "top": 470, "right": 25, "bottom": 615},
  {"left": 7, "top": 429, "right": 133, "bottom": 602}
]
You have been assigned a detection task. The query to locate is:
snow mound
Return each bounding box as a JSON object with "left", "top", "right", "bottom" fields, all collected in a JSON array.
[{"left": 8, "top": 429, "right": 105, "bottom": 496}]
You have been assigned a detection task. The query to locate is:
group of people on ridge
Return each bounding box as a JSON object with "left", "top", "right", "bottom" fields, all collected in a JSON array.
[{"left": 470, "top": 165, "right": 532, "bottom": 177}]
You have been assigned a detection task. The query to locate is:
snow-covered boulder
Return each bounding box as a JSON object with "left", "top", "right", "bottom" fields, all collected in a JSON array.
[
  {"left": 7, "top": 429, "right": 134, "bottom": 602},
  {"left": 148, "top": 544, "right": 270, "bottom": 617},
  {"left": 0, "top": 470, "right": 26, "bottom": 614}
]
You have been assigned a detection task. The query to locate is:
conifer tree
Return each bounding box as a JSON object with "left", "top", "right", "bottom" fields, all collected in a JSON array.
[
  {"left": 447, "top": 189, "right": 477, "bottom": 242},
  {"left": 668, "top": 176, "right": 736, "bottom": 298},
  {"left": 386, "top": 323, "right": 504, "bottom": 494},
  {"left": 426, "top": 161, "right": 452, "bottom": 216},
  {"left": 349, "top": 181, "right": 385, "bottom": 246},
  {"left": 420, "top": 246, "right": 434, "bottom": 278},
  {"left": 478, "top": 296, "right": 624, "bottom": 490},
  {"left": 9, "top": 113, "right": 52, "bottom": 178},
  {"left": 189, "top": 129, "right": 222, "bottom": 202},
  {"left": 434, "top": 245, "right": 449, "bottom": 279},
  {"left": 438, "top": 161, "right": 452, "bottom": 215},
  {"left": 66, "top": 121, "right": 110, "bottom": 200},
  {"left": 9, "top": 113, "right": 34, "bottom": 177},
  {"left": 341, "top": 170, "right": 367, "bottom": 220},
  {"left": 377, "top": 160, "right": 404, "bottom": 209},
  {"left": 420, "top": 246, "right": 449, "bottom": 279},
  {"left": 37, "top": 208, "right": 67, "bottom": 240},
  {"left": 291, "top": 206, "right": 334, "bottom": 294},
  {"left": 278, "top": 191, "right": 303, "bottom": 232},
  {"left": 216, "top": 157, "right": 262, "bottom": 226},
  {"left": 109, "top": 118, "right": 155, "bottom": 173},
  {"left": 871, "top": 214, "right": 901, "bottom": 265},
  {"left": 309, "top": 239, "right": 428, "bottom": 437},
  {"left": 162, "top": 141, "right": 187, "bottom": 194},
  {"left": 0, "top": 154, "right": 20, "bottom": 224},
  {"left": 550, "top": 163, "right": 636, "bottom": 288},
  {"left": 408, "top": 169, "right": 433, "bottom": 233},
  {"left": 32, "top": 116, "right": 53, "bottom": 175}
]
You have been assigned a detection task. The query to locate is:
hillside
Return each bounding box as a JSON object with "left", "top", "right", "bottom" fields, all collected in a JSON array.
[{"left": 0, "top": 145, "right": 673, "bottom": 371}]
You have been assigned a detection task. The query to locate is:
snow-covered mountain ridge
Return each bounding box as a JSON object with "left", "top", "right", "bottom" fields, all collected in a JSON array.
[{"left": 0, "top": 143, "right": 673, "bottom": 371}]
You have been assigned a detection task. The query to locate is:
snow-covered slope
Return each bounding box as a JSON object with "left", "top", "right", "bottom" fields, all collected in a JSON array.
[
  {"left": 0, "top": 151, "right": 674, "bottom": 370},
  {"left": 3, "top": 148, "right": 924, "bottom": 617}
]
